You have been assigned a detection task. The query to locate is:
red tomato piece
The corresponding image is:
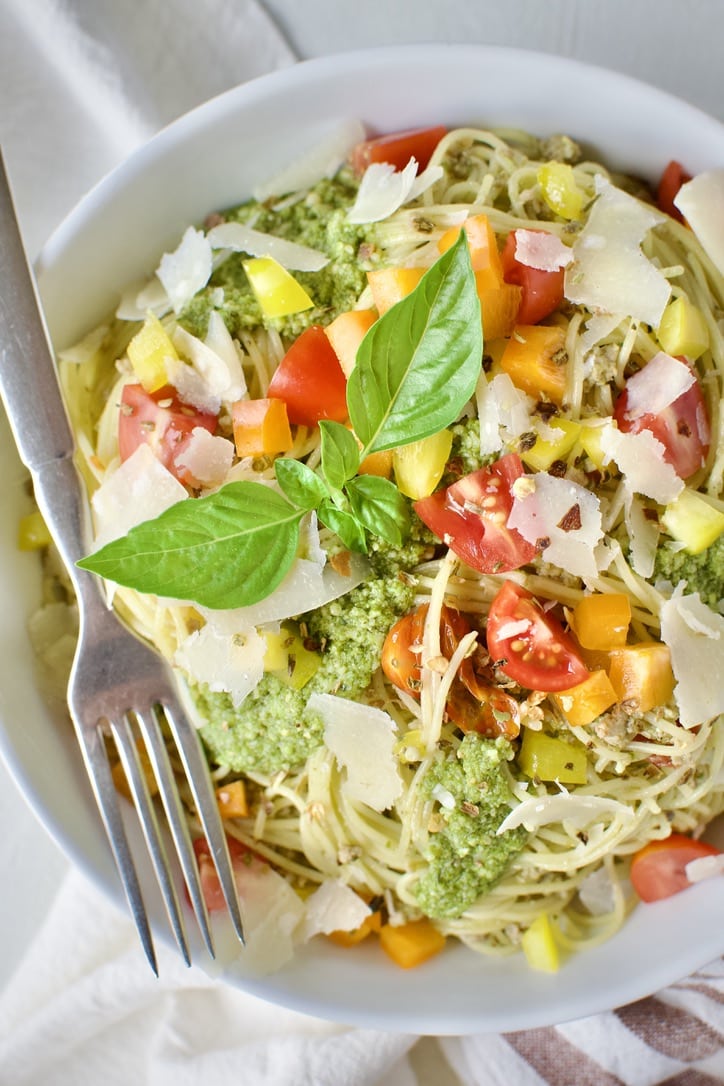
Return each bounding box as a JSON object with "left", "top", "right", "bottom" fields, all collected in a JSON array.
[
  {"left": 267, "top": 325, "right": 348, "bottom": 428},
  {"left": 656, "top": 160, "right": 692, "bottom": 223},
  {"left": 630, "top": 833, "right": 720, "bottom": 903},
  {"left": 413, "top": 453, "right": 538, "bottom": 575},
  {"left": 614, "top": 367, "right": 710, "bottom": 480},
  {"left": 349, "top": 126, "right": 447, "bottom": 175},
  {"left": 191, "top": 835, "right": 260, "bottom": 913},
  {"left": 486, "top": 580, "right": 589, "bottom": 692},
  {"left": 500, "top": 230, "right": 565, "bottom": 324},
  {"left": 118, "top": 383, "right": 217, "bottom": 485}
]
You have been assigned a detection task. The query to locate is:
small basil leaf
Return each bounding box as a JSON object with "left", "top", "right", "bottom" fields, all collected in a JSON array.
[
  {"left": 77, "top": 481, "right": 303, "bottom": 609},
  {"left": 348, "top": 232, "right": 482, "bottom": 455},
  {"left": 319, "top": 420, "right": 361, "bottom": 490},
  {"left": 317, "top": 498, "right": 368, "bottom": 553},
  {"left": 345, "top": 474, "right": 411, "bottom": 547},
  {"left": 275, "top": 457, "right": 329, "bottom": 510}
]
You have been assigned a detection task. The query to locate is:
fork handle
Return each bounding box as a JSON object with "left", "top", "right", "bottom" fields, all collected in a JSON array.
[{"left": 0, "top": 152, "right": 95, "bottom": 576}]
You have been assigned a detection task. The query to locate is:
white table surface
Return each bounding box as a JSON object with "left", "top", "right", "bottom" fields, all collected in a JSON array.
[{"left": 1, "top": 0, "right": 723, "bottom": 995}]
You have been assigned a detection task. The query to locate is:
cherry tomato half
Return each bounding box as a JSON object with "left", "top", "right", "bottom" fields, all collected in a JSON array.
[
  {"left": 500, "top": 229, "right": 565, "bottom": 325},
  {"left": 630, "top": 834, "right": 720, "bottom": 903},
  {"left": 414, "top": 453, "right": 538, "bottom": 575},
  {"left": 349, "top": 126, "right": 448, "bottom": 175},
  {"left": 267, "top": 325, "right": 348, "bottom": 428},
  {"left": 486, "top": 580, "right": 589, "bottom": 692},
  {"left": 191, "top": 835, "right": 260, "bottom": 913},
  {"left": 118, "top": 383, "right": 217, "bottom": 486},
  {"left": 656, "top": 160, "right": 692, "bottom": 223}
]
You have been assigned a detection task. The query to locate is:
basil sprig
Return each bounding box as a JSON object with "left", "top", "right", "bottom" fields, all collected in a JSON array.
[{"left": 78, "top": 233, "right": 482, "bottom": 609}]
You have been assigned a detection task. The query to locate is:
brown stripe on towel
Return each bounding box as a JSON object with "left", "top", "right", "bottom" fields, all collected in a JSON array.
[
  {"left": 658, "top": 1071, "right": 724, "bottom": 1085},
  {"left": 615, "top": 997, "right": 724, "bottom": 1061},
  {"left": 504, "top": 1026, "right": 625, "bottom": 1085}
]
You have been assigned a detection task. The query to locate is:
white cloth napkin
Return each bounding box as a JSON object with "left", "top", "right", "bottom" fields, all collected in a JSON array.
[{"left": 2, "top": 2, "right": 724, "bottom": 1084}]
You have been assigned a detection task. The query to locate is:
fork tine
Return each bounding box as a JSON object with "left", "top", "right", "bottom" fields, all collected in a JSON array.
[
  {"left": 110, "top": 713, "right": 191, "bottom": 967},
  {"left": 73, "top": 720, "right": 159, "bottom": 975},
  {"left": 163, "top": 701, "right": 246, "bottom": 945},
  {"left": 133, "top": 706, "right": 217, "bottom": 959}
]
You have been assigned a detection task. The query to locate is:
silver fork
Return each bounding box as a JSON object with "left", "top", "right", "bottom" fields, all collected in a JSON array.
[{"left": 0, "top": 151, "right": 245, "bottom": 973}]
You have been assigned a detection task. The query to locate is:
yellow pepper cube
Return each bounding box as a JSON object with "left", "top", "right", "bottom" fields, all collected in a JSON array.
[
  {"left": 553, "top": 669, "right": 618, "bottom": 728},
  {"left": 572, "top": 592, "right": 631, "bottom": 649},
  {"left": 607, "top": 643, "right": 675, "bottom": 714},
  {"left": 126, "top": 313, "right": 179, "bottom": 392},
  {"left": 662, "top": 488, "right": 724, "bottom": 555},
  {"left": 520, "top": 417, "right": 581, "bottom": 472},
  {"left": 215, "top": 779, "right": 249, "bottom": 818},
  {"left": 658, "top": 296, "right": 709, "bottom": 360},
  {"left": 393, "top": 429, "right": 453, "bottom": 500},
  {"left": 17, "top": 509, "right": 51, "bottom": 550},
  {"left": 577, "top": 421, "right": 610, "bottom": 469},
  {"left": 521, "top": 913, "right": 560, "bottom": 973},
  {"left": 263, "top": 624, "right": 321, "bottom": 690},
  {"left": 518, "top": 728, "right": 588, "bottom": 784},
  {"left": 379, "top": 919, "right": 446, "bottom": 969},
  {"left": 244, "top": 256, "right": 314, "bottom": 318},
  {"left": 538, "top": 162, "right": 584, "bottom": 221}
]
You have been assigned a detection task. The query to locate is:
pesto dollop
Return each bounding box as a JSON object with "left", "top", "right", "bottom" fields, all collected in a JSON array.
[
  {"left": 654, "top": 535, "right": 724, "bottom": 611},
  {"left": 415, "top": 734, "right": 526, "bottom": 919}
]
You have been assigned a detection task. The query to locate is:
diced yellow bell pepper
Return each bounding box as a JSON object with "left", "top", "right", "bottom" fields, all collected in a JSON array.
[
  {"left": 607, "top": 642, "right": 675, "bottom": 714},
  {"left": 379, "top": 919, "right": 446, "bottom": 969},
  {"left": 500, "top": 324, "right": 568, "bottom": 404},
  {"left": 657, "top": 296, "right": 709, "bottom": 361},
  {"left": 521, "top": 913, "right": 560, "bottom": 973},
  {"left": 520, "top": 417, "right": 581, "bottom": 472},
  {"left": 393, "top": 429, "right": 453, "bottom": 499},
  {"left": 243, "top": 256, "right": 315, "bottom": 318},
  {"left": 126, "top": 313, "right": 179, "bottom": 392},
  {"left": 577, "top": 420, "right": 610, "bottom": 469},
  {"left": 17, "top": 509, "right": 51, "bottom": 550},
  {"left": 263, "top": 624, "right": 321, "bottom": 690},
  {"left": 438, "top": 214, "right": 504, "bottom": 289},
  {"left": 328, "top": 910, "right": 382, "bottom": 947},
  {"left": 324, "top": 308, "right": 377, "bottom": 377},
  {"left": 538, "top": 162, "right": 584, "bottom": 221},
  {"left": 571, "top": 593, "right": 631, "bottom": 650},
  {"left": 662, "top": 488, "right": 724, "bottom": 554},
  {"left": 518, "top": 728, "right": 588, "bottom": 784},
  {"left": 367, "top": 267, "right": 425, "bottom": 315},
  {"left": 553, "top": 669, "right": 618, "bottom": 727},
  {"left": 215, "top": 779, "right": 249, "bottom": 818}
]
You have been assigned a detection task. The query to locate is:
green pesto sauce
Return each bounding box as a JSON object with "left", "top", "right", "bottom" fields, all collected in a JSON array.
[
  {"left": 653, "top": 535, "right": 724, "bottom": 611},
  {"left": 179, "top": 174, "right": 376, "bottom": 341},
  {"left": 415, "top": 734, "right": 526, "bottom": 920},
  {"left": 196, "top": 541, "right": 428, "bottom": 774}
]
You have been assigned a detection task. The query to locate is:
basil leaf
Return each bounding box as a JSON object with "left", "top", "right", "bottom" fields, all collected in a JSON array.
[
  {"left": 275, "top": 457, "right": 329, "bottom": 510},
  {"left": 77, "top": 482, "right": 303, "bottom": 609},
  {"left": 346, "top": 474, "right": 411, "bottom": 547},
  {"left": 347, "top": 232, "right": 482, "bottom": 455},
  {"left": 319, "top": 420, "right": 361, "bottom": 490},
  {"left": 317, "top": 498, "right": 368, "bottom": 553}
]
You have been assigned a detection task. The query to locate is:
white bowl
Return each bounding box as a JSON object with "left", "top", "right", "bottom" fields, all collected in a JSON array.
[{"left": 3, "top": 44, "right": 724, "bottom": 1035}]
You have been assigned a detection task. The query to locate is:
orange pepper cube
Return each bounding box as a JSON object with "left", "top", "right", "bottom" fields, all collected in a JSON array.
[
  {"left": 215, "top": 779, "right": 249, "bottom": 818},
  {"left": 379, "top": 918, "right": 446, "bottom": 969},
  {"left": 553, "top": 669, "right": 618, "bottom": 727},
  {"left": 328, "top": 910, "right": 382, "bottom": 947},
  {"left": 232, "top": 397, "right": 292, "bottom": 458},
  {"left": 324, "top": 308, "right": 377, "bottom": 377},
  {"left": 438, "top": 214, "right": 504, "bottom": 289},
  {"left": 607, "top": 643, "right": 675, "bottom": 714},
  {"left": 367, "top": 267, "right": 425, "bottom": 315},
  {"left": 572, "top": 593, "right": 632, "bottom": 650},
  {"left": 478, "top": 282, "right": 522, "bottom": 340},
  {"left": 500, "top": 323, "right": 568, "bottom": 404}
]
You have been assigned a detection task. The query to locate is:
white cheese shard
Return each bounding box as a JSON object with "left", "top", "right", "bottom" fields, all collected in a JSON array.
[
  {"left": 685, "top": 854, "right": 724, "bottom": 884},
  {"left": 252, "top": 119, "right": 367, "bottom": 201},
  {"left": 156, "top": 226, "right": 213, "bottom": 314},
  {"left": 91, "top": 443, "right": 187, "bottom": 550},
  {"left": 233, "top": 864, "right": 305, "bottom": 975},
  {"left": 476, "top": 372, "right": 535, "bottom": 456},
  {"left": 578, "top": 866, "right": 617, "bottom": 916},
  {"left": 507, "top": 473, "right": 603, "bottom": 580},
  {"left": 116, "top": 275, "right": 170, "bottom": 321},
  {"left": 514, "top": 229, "right": 573, "bottom": 272},
  {"left": 598, "top": 421, "right": 684, "bottom": 504},
  {"left": 207, "top": 221, "right": 329, "bottom": 271},
  {"left": 619, "top": 352, "right": 695, "bottom": 421},
  {"left": 308, "top": 691, "right": 403, "bottom": 812},
  {"left": 174, "top": 623, "right": 266, "bottom": 707},
  {"left": 347, "top": 159, "right": 443, "bottom": 224},
  {"left": 674, "top": 169, "right": 724, "bottom": 277},
  {"left": 204, "top": 310, "right": 247, "bottom": 400},
  {"left": 624, "top": 488, "right": 660, "bottom": 579},
  {"left": 174, "top": 428, "right": 235, "bottom": 489},
  {"left": 497, "top": 793, "right": 634, "bottom": 834},
  {"left": 303, "top": 879, "right": 371, "bottom": 940},
  {"left": 169, "top": 322, "right": 245, "bottom": 412},
  {"left": 659, "top": 591, "right": 724, "bottom": 727},
  {"left": 564, "top": 176, "right": 671, "bottom": 327}
]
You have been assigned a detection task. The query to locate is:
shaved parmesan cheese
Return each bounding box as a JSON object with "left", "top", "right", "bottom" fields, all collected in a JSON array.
[
  {"left": 579, "top": 313, "right": 624, "bottom": 356},
  {"left": 619, "top": 352, "right": 695, "bottom": 421},
  {"left": 156, "top": 227, "right": 213, "bottom": 314},
  {"left": 514, "top": 229, "right": 573, "bottom": 272},
  {"left": 508, "top": 473, "right": 603, "bottom": 580},
  {"left": 174, "top": 428, "right": 234, "bottom": 489},
  {"left": 598, "top": 422, "right": 683, "bottom": 504},
  {"left": 169, "top": 323, "right": 245, "bottom": 411},
  {"left": 565, "top": 176, "right": 670, "bottom": 327},
  {"left": 58, "top": 324, "right": 108, "bottom": 365},
  {"left": 91, "top": 444, "right": 187, "bottom": 550},
  {"left": 207, "top": 221, "right": 329, "bottom": 272},
  {"left": 308, "top": 691, "right": 403, "bottom": 811},
  {"left": 204, "top": 310, "right": 246, "bottom": 399},
  {"left": 233, "top": 864, "right": 305, "bottom": 975},
  {"left": 252, "top": 119, "right": 367, "bottom": 201},
  {"left": 476, "top": 372, "right": 535, "bottom": 455},
  {"left": 347, "top": 159, "right": 442, "bottom": 224},
  {"left": 674, "top": 169, "right": 724, "bottom": 277},
  {"left": 624, "top": 488, "right": 660, "bottom": 579},
  {"left": 659, "top": 591, "right": 724, "bottom": 727},
  {"left": 497, "top": 793, "right": 634, "bottom": 834},
  {"left": 174, "top": 623, "right": 265, "bottom": 707},
  {"left": 116, "top": 275, "right": 170, "bottom": 321},
  {"left": 303, "top": 879, "right": 371, "bottom": 939},
  {"left": 685, "top": 854, "right": 724, "bottom": 883},
  {"left": 578, "top": 866, "right": 617, "bottom": 916}
]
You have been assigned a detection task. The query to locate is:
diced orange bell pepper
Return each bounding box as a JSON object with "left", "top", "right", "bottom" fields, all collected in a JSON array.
[
  {"left": 499, "top": 324, "right": 568, "bottom": 404},
  {"left": 328, "top": 910, "right": 383, "bottom": 947},
  {"left": 571, "top": 593, "right": 632, "bottom": 650},
  {"left": 478, "top": 282, "right": 522, "bottom": 340},
  {"left": 553, "top": 669, "right": 618, "bottom": 727},
  {"left": 438, "top": 214, "right": 504, "bottom": 289},
  {"left": 367, "top": 267, "right": 425, "bottom": 315},
  {"left": 111, "top": 741, "right": 159, "bottom": 802},
  {"left": 607, "top": 643, "right": 675, "bottom": 714},
  {"left": 232, "top": 397, "right": 293, "bottom": 458},
  {"left": 379, "top": 918, "right": 446, "bottom": 969},
  {"left": 215, "top": 779, "right": 249, "bottom": 818},
  {"left": 324, "top": 308, "right": 377, "bottom": 377}
]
